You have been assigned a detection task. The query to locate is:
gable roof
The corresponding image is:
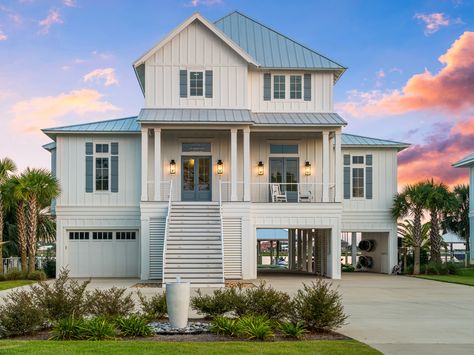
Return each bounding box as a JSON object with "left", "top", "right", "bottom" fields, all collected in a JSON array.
[
  {"left": 214, "top": 11, "right": 346, "bottom": 81},
  {"left": 452, "top": 153, "right": 474, "bottom": 168},
  {"left": 341, "top": 133, "right": 409, "bottom": 150}
]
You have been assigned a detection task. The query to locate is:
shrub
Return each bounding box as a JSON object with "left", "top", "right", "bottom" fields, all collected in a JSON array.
[
  {"left": 5, "top": 267, "right": 24, "bottom": 281},
  {"left": 0, "top": 273, "right": 6, "bottom": 282},
  {"left": 290, "top": 280, "right": 347, "bottom": 331},
  {"left": 191, "top": 288, "right": 240, "bottom": 319},
  {"left": 42, "top": 255, "right": 56, "bottom": 279},
  {"left": 425, "top": 261, "right": 459, "bottom": 275},
  {"left": 342, "top": 264, "right": 355, "bottom": 272},
  {"left": 137, "top": 291, "right": 167, "bottom": 320},
  {"left": 279, "top": 322, "right": 307, "bottom": 340},
  {"left": 237, "top": 315, "right": 274, "bottom": 341},
  {"left": 87, "top": 287, "right": 135, "bottom": 319},
  {"left": 0, "top": 288, "right": 46, "bottom": 336},
  {"left": 115, "top": 315, "right": 154, "bottom": 337},
  {"left": 209, "top": 316, "right": 241, "bottom": 337},
  {"left": 30, "top": 268, "right": 90, "bottom": 322},
  {"left": 80, "top": 317, "right": 116, "bottom": 340},
  {"left": 50, "top": 316, "right": 85, "bottom": 340},
  {"left": 27, "top": 270, "right": 47, "bottom": 281}
]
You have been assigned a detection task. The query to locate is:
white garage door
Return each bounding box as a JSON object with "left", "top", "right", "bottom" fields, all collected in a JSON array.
[{"left": 67, "top": 230, "right": 139, "bottom": 277}]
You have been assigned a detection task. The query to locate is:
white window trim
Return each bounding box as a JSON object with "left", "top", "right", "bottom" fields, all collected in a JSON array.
[
  {"left": 351, "top": 157, "right": 365, "bottom": 199},
  {"left": 189, "top": 70, "right": 205, "bottom": 98},
  {"left": 289, "top": 74, "right": 303, "bottom": 100},
  {"left": 94, "top": 142, "right": 111, "bottom": 193},
  {"left": 271, "top": 73, "right": 305, "bottom": 102}
]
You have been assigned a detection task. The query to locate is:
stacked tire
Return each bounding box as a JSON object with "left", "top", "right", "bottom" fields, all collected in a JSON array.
[
  {"left": 358, "top": 255, "right": 373, "bottom": 269},
  {"left": 358, "top": 239, "right": 376, "bottom": 252}
]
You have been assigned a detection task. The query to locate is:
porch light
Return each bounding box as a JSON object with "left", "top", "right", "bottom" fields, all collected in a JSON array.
[
  {"left": 170, "top": 160, "right": 176, "bottom": 175},
  {"left": 257, "top": 161, "right": 264, "bottom": 176},
  {"left": 304, "top": 161, "right": 311, "bottom": 176},
  {"left": 217, "top": 159, "right": 224, "bottom": 175}
]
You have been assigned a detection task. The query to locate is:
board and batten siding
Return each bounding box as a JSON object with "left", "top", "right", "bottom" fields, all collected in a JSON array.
[
  {"left": 248, "top": 70, "right": 334, "bottom": 113},
  {"left": 56, "top": 135, "right": 141, "bottom": 207},
  {"left": 144, "top": 20, "right": 248, "bottom": 109}
]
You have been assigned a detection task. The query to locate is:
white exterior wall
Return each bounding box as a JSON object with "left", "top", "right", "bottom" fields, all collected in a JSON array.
[{"left": 144, "top": 20, "right": 248, "bottom": 109}]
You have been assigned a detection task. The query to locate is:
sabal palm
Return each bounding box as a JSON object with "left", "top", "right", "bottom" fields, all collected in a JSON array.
[
  {"left": 0, "top": 158, "right": 17, "bottom": 273},
  {"left": 425, "top": 180, "right": 458, "bottom": 263},
  {"left": 398, "top": 220, "right": 431, "bottom": 252},
  {"left": 17, "top": 168, "right": 59, "bottom": 272},
  {"left": 392, "top": 182, "right": 431, "bottom": 274}
]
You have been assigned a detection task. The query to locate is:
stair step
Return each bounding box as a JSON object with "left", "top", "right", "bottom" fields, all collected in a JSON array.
[
  {"left": 166, "top": 236, "right": 221, "bottom": 241},
  {"left": 167, "top": 240, "right": 221, "bottom": 245},
  {"left": 165, "top": 263, "right": 222, "bottom": 268},
  {"left": 164, "top": 273, "right": 223, "bottom": 278},
  {"left": 166, "top": 254, "right": 223, "bottom": 259},
  {"left": 168, "top": 232, "right": 221, "bottom": 237}
]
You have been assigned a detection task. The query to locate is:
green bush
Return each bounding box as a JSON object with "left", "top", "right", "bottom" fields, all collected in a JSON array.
[
  {"left": 5, "top": 267, "right": 25, "bottom": 281},
  {"left": 50, "top": 316, "right": 85, "bottom": 340},
  {"left": 0, "top": 273, "right": 6, "bottom": 282},
  {"left": 209, "top": 316, "right": 241, "bottom": 337},
  {"left": 237, "top": 315, "right": 274, "bottom": 340},
  {"left": 0, "top": 288, "right": 46, "bottom": 337},
  {"left": 115, "top": 315, "right": 154, "bottom": 337},
  {"left": 80, "top": 317, "right": 116, "bottom": 340},
  {"left": 425, "top": 261, "right": 459, "bottom": 275},
  {"left": 290, "top": 280, "right": 347, "bottom": 331},
  {"left": 279, "top": 322, "right": 307, "bottom": 339},
  {"left": 191, "top": 288, "right": 240, "bottom": 319},
  {"left": 27, "top": 270, "right": 47, "bottom": 281},
  {"left": 137, "top": 291, "right": 167, "bottom": 320},
  {"left": 87, "top": 287, "right": 135, "bottom": 319},
  {"left": 30, "top": 268, "right": 90, "bottom": 322},
  {"left": 342, "top": 264, "right": 355, "bottom": 272},
  {"left": 41, "top": 256, "right": 56, "bottom": 279}
]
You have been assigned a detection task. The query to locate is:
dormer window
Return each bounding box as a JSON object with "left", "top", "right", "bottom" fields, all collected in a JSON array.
[{"left": 190, "top": 71, "right": 204, "bottom": 97}]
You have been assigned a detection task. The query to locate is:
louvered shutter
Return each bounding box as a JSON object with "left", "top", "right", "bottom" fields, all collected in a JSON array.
[
  {"left": 344, "top": 154, "right": 350, "bottom": 199},
  {"left": 205, "top": 70, "right": 213, "bottom": 98},
  {"left": 85, "top": 142, "right": 93, "bottom": 193},
  {"left": 366, "top": 154, "right": 373, "bottom": 199},
  {"left": 304, "top": 73, "right": 311, "bottom": 101},
  {"left": 179, "top": 70, "right": 187, "bottom": 98},
  {"left": 263, "top": 73, "right": 271, "bottom": 101},
  {"left": 111, "top": 142, "right": 119, "bottom": 193}
]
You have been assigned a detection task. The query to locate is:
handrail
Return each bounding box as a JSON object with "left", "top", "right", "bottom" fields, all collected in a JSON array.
[
  {"left": 218, "top": 179, "right": 225, "bottom": 284},
  {"left": 162, "top": 180, "right": 173, "bottom": 283}
]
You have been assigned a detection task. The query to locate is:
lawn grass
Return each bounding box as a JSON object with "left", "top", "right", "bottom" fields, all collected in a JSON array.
[
  {"left": 0, "top": 340, "right": 380, "bottom": 355},
  {"left": 0, "top": 280, "right": 35, "bottom": 291},
  {"left": 415, "top": 268, "right": 474, "bottom": 286}
]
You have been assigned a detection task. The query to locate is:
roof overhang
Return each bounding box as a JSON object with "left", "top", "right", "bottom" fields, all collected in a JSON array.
[{"left": 452, "top": 153, "right": 474, "bottom": 168}]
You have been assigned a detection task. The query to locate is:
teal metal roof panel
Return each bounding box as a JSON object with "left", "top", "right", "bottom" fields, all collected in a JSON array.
[
  {"left": 453, "top": 153, "right": 474, "bottom": 168},
  {"left": 42, "top": 116, "right": 140, "bottom": 133},
  {"left": 214, "top": 12, "right": 346, "bottom": 74},
  {"left": 252, "top": 112, "right": 347, "bottom": 126},
  {"left": 341, "top": 133, "right": 409, "bottom": 149}
]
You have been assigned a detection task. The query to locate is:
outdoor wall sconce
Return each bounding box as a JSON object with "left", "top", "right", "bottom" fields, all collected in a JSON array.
[
  {"left": 257, "top": 161, "right": 264, "bottom": 176},
  {"left": 170, "top": 160, "right": 176, "bottom": 175},
  {"left": 304, "top": 161, "right": 311, "bottom": 176},
  {"left": 217, "top": 159, "right": 224, "bottom": 175}
]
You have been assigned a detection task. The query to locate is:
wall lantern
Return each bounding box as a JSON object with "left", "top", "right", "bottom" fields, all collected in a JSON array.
[
  {"left": 257, "top": 161, "right": 264, "bottom": 176},
  {"left": 304, "top": 161, "right": 311, "bottom": 176},
  {"left": 170, "top": 160, "right": 176, "bottom": 175},
  {"left": 217, "top": 159, "right": 224, "bottom": 175}
]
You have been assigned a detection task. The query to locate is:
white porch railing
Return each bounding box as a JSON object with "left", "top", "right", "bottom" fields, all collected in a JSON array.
[
  {"left": 219, "top": 181, "right": 336, "bottom": 203},
  {"left": 218, "top": 179, "right": 225, "bottom": 284},
  {"left": 162, "top": 180, "right": 173, "bottom": 281}
]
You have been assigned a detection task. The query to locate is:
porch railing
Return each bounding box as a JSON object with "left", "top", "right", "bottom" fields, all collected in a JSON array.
[{"left": 162, "top": 180, "right": 173, "bottom": 281}]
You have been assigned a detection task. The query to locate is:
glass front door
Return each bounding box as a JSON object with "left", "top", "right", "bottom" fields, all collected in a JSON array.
[
  {"left": 181, "top": 156, "right": 212, "bottom": 201},
  {"left": 269, "top": 158, "right": 299, "bottom": 202}
]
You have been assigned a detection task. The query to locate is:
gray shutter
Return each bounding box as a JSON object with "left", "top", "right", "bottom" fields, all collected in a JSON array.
[
  {"left": 85, "top": 142, "right": 93, "bottom": 155},
  {"left": 366, "top": 154, "right": 373, "bottom": 199},
  {"left": 111, "top": 142, "right": 119, "bottom": 155},
  {"left": 179, "top": 70, "right": 187, "bottom": 98},
  {"left": 343, "top": 154, "right": 350, "bottom": 199},
  {"left": 366, "top": 154, "right": 373, "bottom": 166},
  {"left": 85, "top": 156, "right": 93, "bottom": 193},
  {"left": 263, "top": 73, "right": 271, "bottom": 101},
  {"left": 304, "top": 73, "right": 311, "bottom": 101},
  {"left": 205, "top": 70, "right": 213, "bottom": 98},
  {"left": 111, "top": 156, "right": 119, "bottom": 193}
]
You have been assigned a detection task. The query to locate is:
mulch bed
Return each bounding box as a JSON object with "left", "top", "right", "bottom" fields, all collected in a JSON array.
[
  {"left": 225, "top": 281, "right": 255, "bottom": 288},
  {"left": 131, "top": 282, "right": 163, "bottom": 288}
]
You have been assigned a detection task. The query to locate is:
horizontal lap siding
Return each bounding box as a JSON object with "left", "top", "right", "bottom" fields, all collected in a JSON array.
[
  {"left": 223, "top": 218, "right": 242, "bottom": 279},
  {"left": 149, "top": 218, "right": 166, "bottom": 279}
]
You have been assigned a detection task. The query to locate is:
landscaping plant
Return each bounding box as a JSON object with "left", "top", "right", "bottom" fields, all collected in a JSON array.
[
  {"left": 115, "top": 315, "right": 154, "bottom": 337},
  {"left": 87, "top": 286, "right": 135, "bottom": 319},
  {"left": 27, "top": 270, "right": 47, "bottom": 281},
  {"left": 191, "top": 288, "right": 240, "bottom": 319},
  {"left": 237, "top": 315, "right": 274, "bottom": 340},
  {"left": 279, "top": 322, "right": 308, "bottom": 340},
  {"left": 209, "top": 316, "right": 241, "bottom": 337},
  {"left": 50, "top": 316, "right": 85, "bottom": 340},
  {"left": 80, "top": 317, "right": 116, "bottom": 341},
  {"left": 137, "top": 291, "right": 167, "bottom": 320},
  {"left": 5, "top": 267, "right": 24, "bottom": 281}
]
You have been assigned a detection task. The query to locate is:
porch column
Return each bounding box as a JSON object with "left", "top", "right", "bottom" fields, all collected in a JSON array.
[
  {"left": 141, "top": 128, "right": 148, "bottom": 201},
  {"left": 322, "top": 131, "right": 329, "bottom": 202},
  {"left": 230, "top": 128, "right": 238, "bottom": 201},
  {"left": 154, "top": 128, "right": 161, "bottom": 201},
  {"left": 243, "top": 127, "right": 251, "bottom": 202},
  {"left": 334, "top": 131, "right": 342, "bottom": 202},
  {"left": 351, "top": 232, "right": 357, "bottom": 267}
]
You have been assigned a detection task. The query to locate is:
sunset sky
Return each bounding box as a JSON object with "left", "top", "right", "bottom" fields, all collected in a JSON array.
[{"left": 0, "top": 0, "right": 473, "bottom": 187}]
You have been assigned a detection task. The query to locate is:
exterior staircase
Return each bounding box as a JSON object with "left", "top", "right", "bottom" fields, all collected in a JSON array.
[{"left": 163, "top": 201, "right": 224, "bottom": 286}]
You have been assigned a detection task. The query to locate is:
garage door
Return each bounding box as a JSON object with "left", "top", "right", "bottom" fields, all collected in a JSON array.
[{"left": 67, "top": 230, "right": 139, "bottom": 277}]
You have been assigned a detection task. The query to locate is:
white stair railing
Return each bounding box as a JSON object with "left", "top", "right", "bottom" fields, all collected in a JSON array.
[
  {"left": 162, "top": 180, "right": 173, "bottom": 282},
  {"left": 218, "top": 179, "right": 225, "bottom": 284}
]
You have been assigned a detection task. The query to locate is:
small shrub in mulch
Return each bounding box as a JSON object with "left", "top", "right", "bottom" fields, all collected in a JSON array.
[
  {"left": 137, "top": 291, "right": 167, "bottom": 321},
  {"left": 86, "top": 286, "right": 134, "bottom": 320}
]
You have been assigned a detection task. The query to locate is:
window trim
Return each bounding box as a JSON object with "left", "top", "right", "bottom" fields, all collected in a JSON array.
[
  {"left": 189, "top": 70, "right": 204, "bottom": 97},
  {"left": 94, "top": 142, "right": 111, "bottom": 193},
  {"left": 289, "top": 75, "right": 302, "bottom": 100},
  {"left": 273, "top": 74, "right": 286, "bottom": 99},
  {"left": 352, "top": 167, "right": 365, "bottom": 198}
]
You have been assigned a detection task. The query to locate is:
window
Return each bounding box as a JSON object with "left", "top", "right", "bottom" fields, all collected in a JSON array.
[
  {"left": 352, "top": 156, "right": 364, "bottom": 164},
  {"left": 96, "top": 144, "right": 109, "bottom": 153},
  {"left": 92, "top": 231, "right": 113, "bottom": 240},
  {"left": 290, "top": 75, "right": 302, "bottom": 99},
  {"left": 270, "top": 144, "right": 298, "bottom": 154},
  {"left": 182, "top": 143, "right": 211, "bottom": 152},
  {"left": 116, "top": 231, "right": 136, "bottom": 240},
  {"left": 190, "top": 72, "right": 203, "bottom": 97},
  {"left": 273, "top": 75, "right": 285, "bottom": 99},
  {"left": 69, "top": 232, "right": 90, "bottom": 240},
  {"left": 352, "top": 168, "right": 364, "bottom": 198},
  {"left": 95, "top": 157, "right": 109, "bottom": 191}
]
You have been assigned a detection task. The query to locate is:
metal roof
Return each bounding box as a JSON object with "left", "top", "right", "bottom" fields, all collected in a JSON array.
[
  {"left": 42, "top": 142, "right": 56, "bottom": 151},
  {"left": 341, "top": 133, "right": 409, "bottom": 150},
  {"left": 214, "top": 11, "right": 346, "bottom": 81},
  {"left": 453, "top": 153, "right": 474, "bottom": 168},
  {"left": 42, "top": 116, "right": 140, "bottom": 137},
  {"left": 252, "top": 112, "right": 346, "bottom": 126}
]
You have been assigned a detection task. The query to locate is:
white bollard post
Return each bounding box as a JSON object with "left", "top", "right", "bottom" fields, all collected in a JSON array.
[{"left": 166, "top": 277, "right": 191, "bottom": 329}]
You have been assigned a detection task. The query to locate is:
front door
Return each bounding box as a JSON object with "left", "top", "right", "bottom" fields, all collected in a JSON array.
[
  {"left": 181, "top": 156, "right": 212, "bottom": 201},
  {"left": 269, "top": 158, "right": 299, "bottom": 202}
]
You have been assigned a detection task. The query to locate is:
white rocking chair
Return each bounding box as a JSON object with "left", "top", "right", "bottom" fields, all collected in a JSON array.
[
  {"left": 271, "top": 184, "right": 287, "bottom": 202},
  {"left": 298, "top": 189, "right": 313, "bottom": 203}
]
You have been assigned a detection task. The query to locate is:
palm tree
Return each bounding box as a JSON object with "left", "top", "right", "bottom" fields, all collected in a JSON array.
[
  {"left": 37, "top": 209, "right": 56, "bottom": 244},
  {"left": 0, "top": 158, "right": 17, "bottom": 273},
  {"left": 444, "top": 185, "right": 470, "bottom": 263},
  {"left": 425, "top": 180, "right": 458, "bottom": 263},
  {"left": 392, "top": 182, "right": 431, "bottom": 274},
  {"left": 17, "top": 169, "right": 59, "bottom": 272},
  {"left": 398, "top": 220, "right": 431, "bottom": 252}
]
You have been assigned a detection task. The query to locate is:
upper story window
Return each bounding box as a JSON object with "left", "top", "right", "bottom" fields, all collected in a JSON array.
[
  {"left": 290, "top": 75, "right": 302, "bottom": 99},
  {"left": 351, "top": 155, "right": 365, "bottom": 198},
  {"left": 96, "top": 144, "right": 109, "bottom": 153},
  {"left": 190, "top": 71, "right": 204, "bottom": 97},
  {"left": 95, "top": 143, "right": 109, "bottom": 191},
  {"left": 273, "top": 75, "right": 285, "bottom": 99}
]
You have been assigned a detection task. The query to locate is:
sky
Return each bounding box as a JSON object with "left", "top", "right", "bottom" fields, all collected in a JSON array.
[{"left": 0, "top": 0, "right": 473, "bottom": 187}]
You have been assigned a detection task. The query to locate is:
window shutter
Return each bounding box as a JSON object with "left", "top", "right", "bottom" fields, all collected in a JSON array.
[
  {"left": 111, "top": 142, "right": 119, "bottom": 193},
  {"left": 366, "top": 154, "right": 373, "bottom": 166},
  {"left": 205, "top": 70, "right": 213, "bottom": 98},
  {"left": 179, "top": 70, "right": 187, "bottom": 98},
  {"left": 85, "top": 142, "right": 93, "bottom": 155},
  {"left": 304, "top": 73, "right": 311, "bottom": 101},
  {"left": 85, "top": 156, "right": 93, "bottom": 193},
  {"left": 366, "top": 154, "right": 373, "bottom": 199},
  {"left": 343, "top": 154, "right": 350, "bottom": 199},
  {"left": 263, "top": 73, "right": 271, "bottom": 101}
]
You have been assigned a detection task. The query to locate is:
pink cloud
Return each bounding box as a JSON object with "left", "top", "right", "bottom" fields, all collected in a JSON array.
[
  {"left": 414, "top": 13, "right": 452, "bottom": 35},
  {"left": 83, "top": 68, "right": 119, "bottom": 87},
  {"left": 63, "top": 0, "right": 76, "bottom": 7},
  {"left": 38, "top": 9, "right": 63, "bottom": 34},
  {"left": 190, "top": 0, "right": 223, "bottom": 6},
  {"left": 0, "top": 30, "right": 7, "bottom": 41}
]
